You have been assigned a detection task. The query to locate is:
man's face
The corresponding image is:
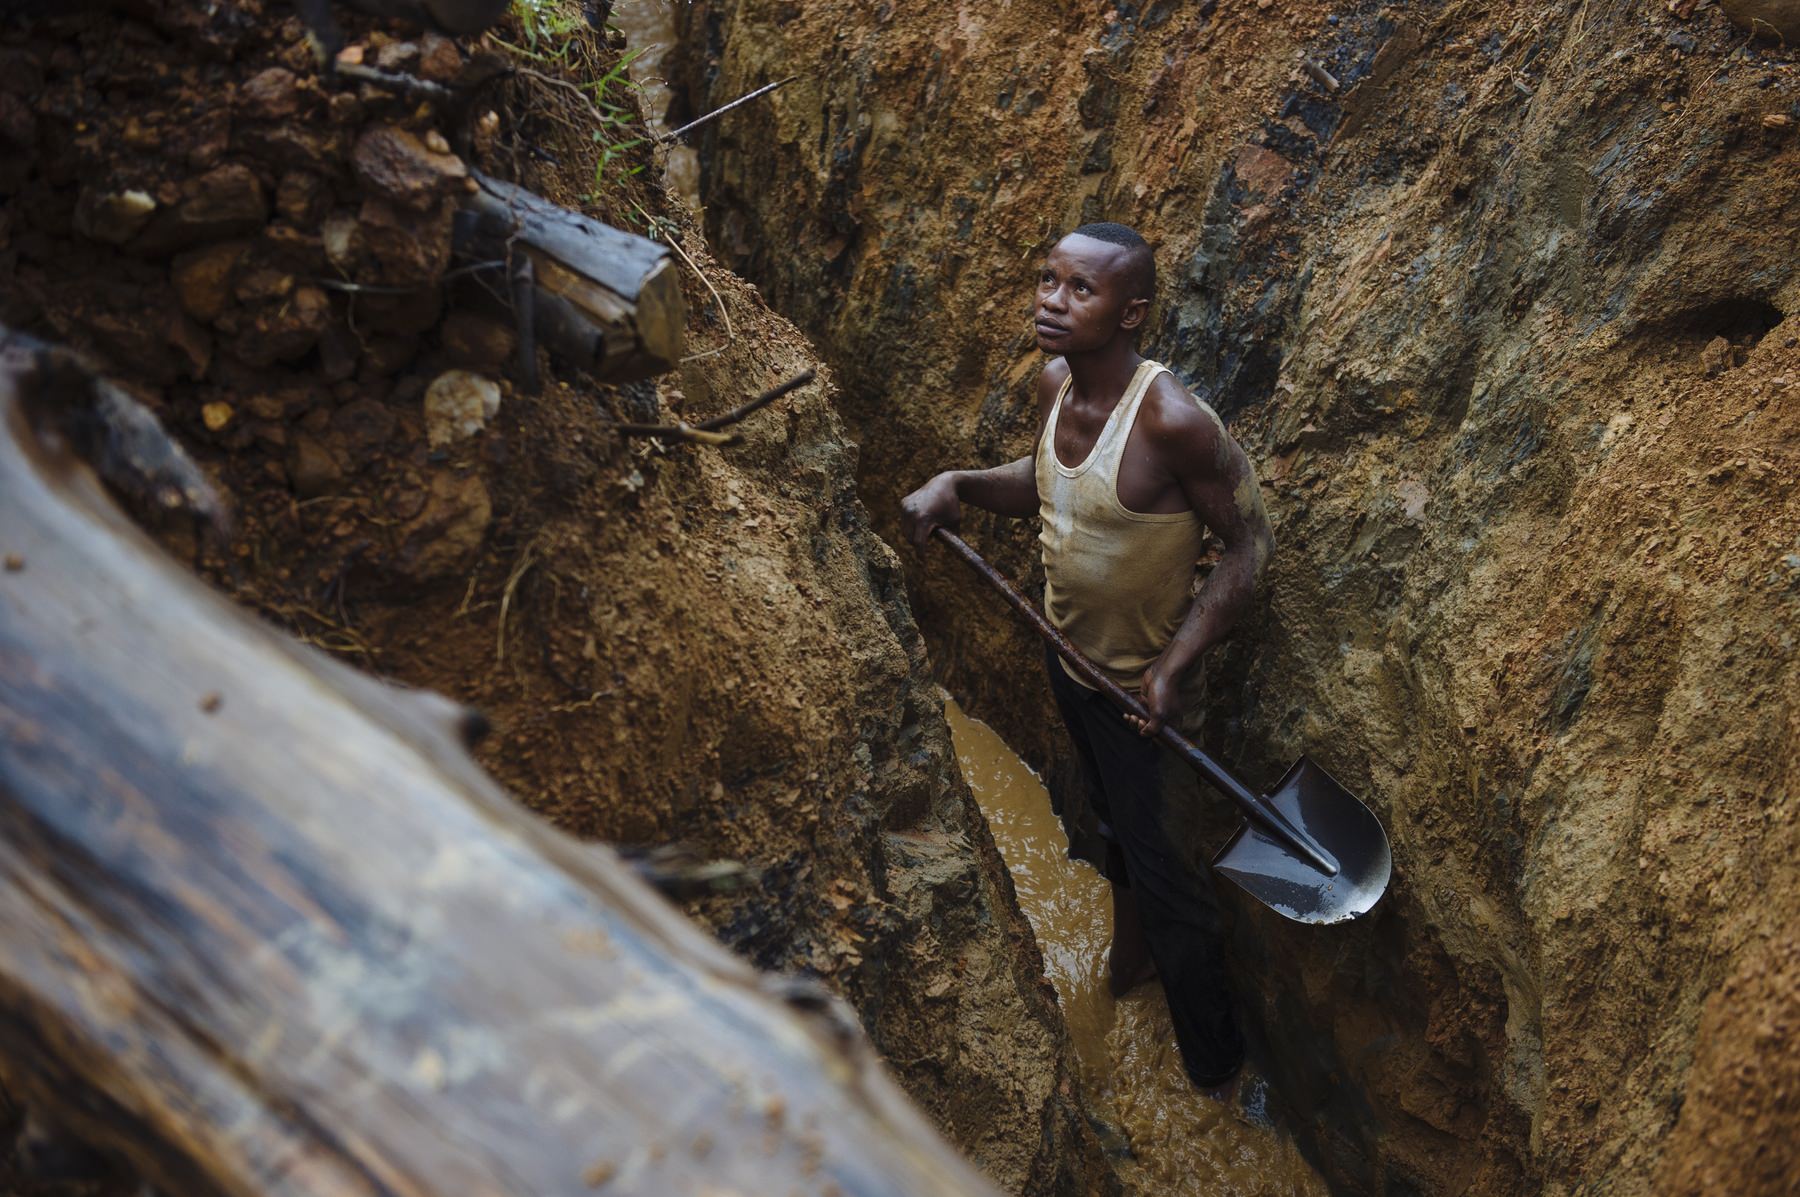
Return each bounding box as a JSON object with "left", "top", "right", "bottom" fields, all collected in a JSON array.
[{"left": 1033, "top": 234, "right": 1146, "bottom": 355}]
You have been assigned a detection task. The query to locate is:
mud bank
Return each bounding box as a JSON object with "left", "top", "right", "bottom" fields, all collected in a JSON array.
[
  {"left": 677, "top": 0, "right": 1800, "bottom": 1192},
  {"left": 0, "top": 4, "right": 1120, "bottom": 1192}
]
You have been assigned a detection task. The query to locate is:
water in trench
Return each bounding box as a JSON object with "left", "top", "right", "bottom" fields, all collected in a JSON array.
[
  {"left": 944, "top": 699, "right": 1328, "bottom": 1197},
  {"left": 610, "top": 0, "right": 701, "bottom": 207}
]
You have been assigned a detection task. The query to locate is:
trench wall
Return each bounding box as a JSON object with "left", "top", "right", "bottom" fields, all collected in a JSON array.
[
  {"left": 675, "top": 0, "right": 1800, "bottom": 1191},
  {"left": 0, "top": 4, "right": 1120, "bottom": 1192}
]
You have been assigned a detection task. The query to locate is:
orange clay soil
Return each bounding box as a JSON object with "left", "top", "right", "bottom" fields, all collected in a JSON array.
[{"left": 676, "top": 0, "right": 1800, "bottom": 1192}]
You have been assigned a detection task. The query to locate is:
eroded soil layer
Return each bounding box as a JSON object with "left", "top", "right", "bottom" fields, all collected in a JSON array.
[
  {"left": 0, "top": 4, "right": 1118, "bottom": 1192},
  {"left": 676, "top": 0, "right": 1800, "bottom": 1192}
]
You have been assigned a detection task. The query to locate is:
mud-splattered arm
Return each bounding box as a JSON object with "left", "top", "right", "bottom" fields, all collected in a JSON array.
[{"left": 1127, "top": 378, "right": 1274, "bottom": 735}]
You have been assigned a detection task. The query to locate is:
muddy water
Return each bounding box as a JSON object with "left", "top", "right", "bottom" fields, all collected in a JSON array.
[
  {"left": 944, "top": 700, "right": 1328, "bottom": 1197},
  {"left": 609, "top": 0, "right": 701, "bottom": 206}
]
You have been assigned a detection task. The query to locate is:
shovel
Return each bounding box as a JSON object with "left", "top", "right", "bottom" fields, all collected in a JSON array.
[{"left": 933, "top": 528, "right": 1391, "bottom": 925}]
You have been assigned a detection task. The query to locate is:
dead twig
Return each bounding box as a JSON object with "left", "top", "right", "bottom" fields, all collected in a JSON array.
[
  {"left": 1299, "top": 58, "right": 1340, "bottom": 93},
  {"left": 667, "top": 240, "right": 735, "bottom": 359},
  {"left": 336, "top": 62, "right": 459, "bottom": 104},
  {"left": 614, "top": 369, "right": 817, "bottom": 446},
  {"left": 686, "top": 368, "right": 817, "bottom": 431},
  {"left": 660, "top": 76, "right": 797, "bottom": 143},
  {"left": 616, "top": 424, "right": 743, "bottom": 447},
  {"left": 315, "top": 262, "right": 506, "bottom": 297},
  {"left": 548, "top": 689, "right": 617, "bottom": 713},
  {"left": 496, "top": 538, "right": 539, "bottom": 667},
  {"left": 632, "top": 200, "right": 738, "bottom": 363},
  {"left": 456, "top": 571, "right": 481, "bottom": 617}
]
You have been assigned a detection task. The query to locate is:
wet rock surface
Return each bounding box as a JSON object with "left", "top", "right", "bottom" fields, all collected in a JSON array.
[
  {"left": 0, "top": 3, "right": 1116, "bottom": 1194},
  {"left": 676, "top": 0, "right": 1800, "bottom": 1193}
]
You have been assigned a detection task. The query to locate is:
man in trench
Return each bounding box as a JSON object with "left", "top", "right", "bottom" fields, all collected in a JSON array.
[{"left": 899, "top": 222, "right": 1274, "bottom": 1095}]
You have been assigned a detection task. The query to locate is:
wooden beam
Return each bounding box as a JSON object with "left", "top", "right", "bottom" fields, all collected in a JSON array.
[
  {"left": 457, "top": 174, "right": 684, "bottom": 386},
  {"left": 0, "top": 332, "right": 998, "bottom": 1197}
]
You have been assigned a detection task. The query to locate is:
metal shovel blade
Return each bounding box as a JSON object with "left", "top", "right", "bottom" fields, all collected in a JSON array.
[{"left": 1212, "top": 756, "right": 1392, "bottom": 925}]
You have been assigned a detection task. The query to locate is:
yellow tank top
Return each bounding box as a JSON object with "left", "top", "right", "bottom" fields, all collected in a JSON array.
[{"left": 1035, "top": 359, "right": 1207, "bottom": 691}]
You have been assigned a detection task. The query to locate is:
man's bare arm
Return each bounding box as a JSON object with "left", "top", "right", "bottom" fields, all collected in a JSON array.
[
  {"left": 898, "top": 361, "right": 1066, "bottom": 549},
  {"left": 1129, "top": 379, "right": 1275, "bottom": 734}
]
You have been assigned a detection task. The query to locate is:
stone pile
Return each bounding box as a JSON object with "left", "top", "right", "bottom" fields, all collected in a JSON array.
[{"left": 0, "top": 10, "right": 515, "bottom": 586}]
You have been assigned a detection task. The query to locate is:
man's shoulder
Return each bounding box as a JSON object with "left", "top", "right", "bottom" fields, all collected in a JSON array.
[{"left": 1140, "top": 368, "right": 1227, "bottom": 444}]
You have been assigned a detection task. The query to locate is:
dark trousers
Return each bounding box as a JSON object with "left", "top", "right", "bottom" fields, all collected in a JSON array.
[{"left": 1046, "top": 648, "right": 1245, "bottom": 1087}]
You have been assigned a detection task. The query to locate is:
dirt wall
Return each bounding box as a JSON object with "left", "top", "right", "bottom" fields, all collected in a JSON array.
[
  {"left": 0, "top": 3, "right": 1118, "bottom": 1192},
  {"left": 675, "top": 0, "right": 1800, "bottom": 1192}
]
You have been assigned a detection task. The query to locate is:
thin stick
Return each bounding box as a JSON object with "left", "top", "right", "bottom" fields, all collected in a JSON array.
[
  {"left": 549, "top": 690, "right": 617, "bottom": 713},
  {"left": 614, "top": 369, "right": 816, "bottom": 445},
  {"left": 614, "top": 424, "right": 743, "bottom": 447},
  {"left": 660, "top": 76, "right": 797, "bottom": 143},
  {"left": 314, "top": 262, "right": 506, "bottom": 296},
  {"left": 456, "top": 572, "right": 481, "bottom": 618},
  {"left": 664, "top": 228, "right": 734, "bottom": 355},
  {"left": 335, "top": 62, "right": 459, "bottom": 104},
  {"left": 632, "top": 200, "right": 738, "bottom": 363},
  {"left": 689, "top": 369, "right": 814, "bottom": 431},
  {"left": 496, "top": 540, "right": 538, "bottom": 667},
  {"left": 1300, "top": 58, "right": 1340, "bottom": 93}
]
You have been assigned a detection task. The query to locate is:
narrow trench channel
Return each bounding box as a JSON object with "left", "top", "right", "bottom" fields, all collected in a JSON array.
[
  {"left": 614, "top": 6, "right": 1330, "bottom": 1190},
  {"left": 944, "top": 700, "right": 1327, "bottom": 1197},
  {"left": 610, "top": 0, "right": 700, "bottom": 206}
]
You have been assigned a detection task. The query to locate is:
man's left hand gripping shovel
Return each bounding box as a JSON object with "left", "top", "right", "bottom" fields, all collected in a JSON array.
[{"left": 934, "top": 528, "right": 1391, "bottom": 925}]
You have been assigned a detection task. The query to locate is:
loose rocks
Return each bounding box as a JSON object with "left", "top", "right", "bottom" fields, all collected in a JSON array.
[
  {"left": 351, "top": 125, "right": 467, "bottom": 211},
  {"left": 73, "top": 189, "right": 157, "bottom": 245},
  {"left": 397, "top": 469, "right": 491, "bottom": 580},
  {"left": 424, "top": 369, "right": 501, "bottom": 446},
  {"left": 172, "top": 241, "right": 250, "bottom": 323},
  {"left": 132, "top": 165, "right": 267, "bottom": 256},
  {"left": 440, "top": 310, "right": 517, "bottom": 370}
]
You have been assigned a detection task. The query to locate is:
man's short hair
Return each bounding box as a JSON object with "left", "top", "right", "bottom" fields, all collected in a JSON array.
[{"left": 1069, "top": 221, "right": 1156, "bottom": 303}]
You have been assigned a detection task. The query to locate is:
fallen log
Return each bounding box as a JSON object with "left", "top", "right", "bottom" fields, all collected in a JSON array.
[
  {"left": 455, "top": 173, "right": 684, "bottom": 390},
  {"left": 0, "top": 332, "right": 998, "bottom": 1196}
]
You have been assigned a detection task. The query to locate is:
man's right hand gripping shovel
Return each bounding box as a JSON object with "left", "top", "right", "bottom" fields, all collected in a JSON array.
[{"left": 900, "top": 474, "right": 962, "bottom": 551}]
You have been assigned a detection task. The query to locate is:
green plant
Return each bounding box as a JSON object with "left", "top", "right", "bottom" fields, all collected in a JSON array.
[
  {"left": 592, "top": 136, "right": 647, "bottom": 190},
  {"left": 495, "top": 0, "right": 651, "bottom": 199},
  {"left": 510, "top": 0, "right": 584, "bottom": 59},
  {"left": 582, "top": 48, "right": 644, "bottom": 126},
  {"left": 583, "top": 49, "right": 649, "bottom": 193}
]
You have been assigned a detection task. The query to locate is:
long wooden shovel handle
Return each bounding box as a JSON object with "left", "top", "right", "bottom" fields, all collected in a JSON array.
[{"left": 932, "top": 527, "right": 1339, "bottom": 877}]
